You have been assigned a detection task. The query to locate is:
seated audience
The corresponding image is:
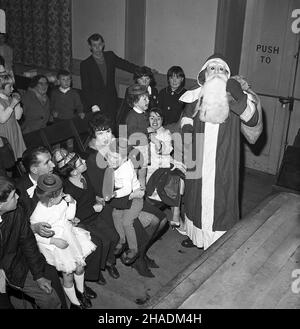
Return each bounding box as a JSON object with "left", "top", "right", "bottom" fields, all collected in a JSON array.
[
  {"left": 16, "top": 146, "right": 96, "bottom": 306},
  {"left": 30, "top": 173, "right": 96, "bottom": 309},
  {"left": 86, "top": 113, "right": 167, "bottom": 277},
  {"left": 21, "top": 75, "right": 51, "bottom": 134},
  {"left": 0, "top": 176, "right": 61, "bottom": 309}
]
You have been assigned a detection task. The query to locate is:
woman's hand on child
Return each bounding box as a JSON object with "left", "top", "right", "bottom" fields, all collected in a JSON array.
[
  {"left": 51, "top": 237, "right": 69, "bottom": 249},
  {"left": 62, "top": 193, "right": 75, "bottom": 203},
  {"left": 71, "top": 217, "right": 80, "bottom": 226}
]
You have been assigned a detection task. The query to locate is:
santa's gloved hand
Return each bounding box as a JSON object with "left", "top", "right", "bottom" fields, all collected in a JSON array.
[
  {"left": 226, "top": 78, "right": 246, "bottom": 101},
  {"left": 226, "top": 78, "right": 248, "bottom": 115}
]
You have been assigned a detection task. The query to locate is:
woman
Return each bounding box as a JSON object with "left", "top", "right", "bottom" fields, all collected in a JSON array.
[
  {"left": 21, "top": 74, "right": 51, "bottom": 134},
  {"left": 86, "top": 113, "right": 167, "bottom": 277},
  {"left": 54, "top": 148, "right": 119, "bottom": 285}
]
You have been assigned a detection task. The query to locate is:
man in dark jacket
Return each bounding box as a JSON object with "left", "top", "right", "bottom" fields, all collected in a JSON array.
[
  {"left": 0, "top": 176, "right": 61, "bottom": 309},
  {"left": 80, "top": 33, "right": 140, "bottom": 121}
]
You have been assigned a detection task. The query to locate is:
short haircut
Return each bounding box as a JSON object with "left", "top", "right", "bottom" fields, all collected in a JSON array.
[
  {"left": 29, "top": 74, "right": 48, "bottom": 89},
  {"left": 57, "top": 69, "right": 71, "bottom": 79},
  {"left": 88, "top": 113, "right": 112, "bottom": 139},
  {"left": 126, "top": 84, "right": 148, "bottom": 108},
  {"left": 167, "top": 66, "right": 185, "bottom": 87},
  {"left": 87, "top": 33, "right": 104, "bottom": 45},
  {"left": 22, "top": 146, "right": 50, "bottom": 173},
  {"left": 0, "top": 176, "right": 15, "bottom": 203},
  {"left": 0, "top": 73, "right": 14, "bottom": 89},
  {"left": 133, "top": 66, "right": 154, "bottom": 85}
]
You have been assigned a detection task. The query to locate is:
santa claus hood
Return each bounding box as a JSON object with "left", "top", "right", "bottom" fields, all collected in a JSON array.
[
  {"left": 197, "top": 54, "right": 231, "bottom": 86},
  {"left": 179, "top": 54, "right": 231, "bottom": 103}
]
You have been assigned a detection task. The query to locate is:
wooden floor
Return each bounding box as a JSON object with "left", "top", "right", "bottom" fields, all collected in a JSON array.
[{"left": 147, "top": 171, "right": 300, "bottom": 309}]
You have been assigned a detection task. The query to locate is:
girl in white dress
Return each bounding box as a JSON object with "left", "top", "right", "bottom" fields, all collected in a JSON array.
[{"left": 30, "top": 173, "right": 96, "bottom": 309}]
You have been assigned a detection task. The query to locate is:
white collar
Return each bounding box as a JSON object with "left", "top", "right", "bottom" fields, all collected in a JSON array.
[
  {"left": 0, "top": 215, "right": 2, "bottom": 223},
  {"left": 133, "top": 106, "right": 144, "bottom": 114},
  {"left": 59, "top": 87, "right": 71, "bottom": 94}
]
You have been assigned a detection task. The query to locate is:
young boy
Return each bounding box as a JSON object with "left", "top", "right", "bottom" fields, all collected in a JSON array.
[
  {"left": 0, "top": 175, "right": 61, "bottom": 309},
  {"left": 106, "top": 138, "right": 144, "bottom": 265},
  {"left": 51, "top": 70, "right": 85, "bottom": 121},
  {"left": 125, "top": 84, "right": 150, "bottom": 190}
]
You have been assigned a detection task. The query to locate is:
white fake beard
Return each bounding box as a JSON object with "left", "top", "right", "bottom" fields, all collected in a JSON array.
[{"left": 197, "top": 74, "right": 229, "bottom": 124}]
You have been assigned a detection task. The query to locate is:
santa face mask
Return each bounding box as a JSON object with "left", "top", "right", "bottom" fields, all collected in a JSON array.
[{"left": 196, "top": 62, "right": 230, "bottom": 124}]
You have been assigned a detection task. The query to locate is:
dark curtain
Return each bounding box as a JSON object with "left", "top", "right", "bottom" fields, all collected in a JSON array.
[
  {"left": 214, "top": 0, "right": 247, "bottom": 76},
  {"left": 0, "top": 0, "right": 72, "bottom": 71}
]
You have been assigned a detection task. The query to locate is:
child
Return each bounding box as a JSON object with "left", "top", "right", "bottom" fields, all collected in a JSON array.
[
  {"left": 124, "top": 84, "right": 150, "bottom": 190},
  {"left": 147, "top": 107, "right": 185, "bottom": 228},
  {"left": 30, "top": 173, "right": 96, "bottom": 309},
  {"left": 116, "top": 66, "right": 158, "bottom": 126},
  {"left": 0, "top": 73, "right": 26, "bottom": 160},
  {"left": 50, "top": 70, "right": 85, "bottom": 121},
  {"left": 158, "top": 66, "right": 186, "bottom": 125},
  {"left": 106, "top": 138, "right": 144, "bottom": 265}
]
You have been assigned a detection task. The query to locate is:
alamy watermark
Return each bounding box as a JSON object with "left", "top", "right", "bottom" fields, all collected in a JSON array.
[{"left": 291, "top": 9, "right": 300, "bottom": 34}]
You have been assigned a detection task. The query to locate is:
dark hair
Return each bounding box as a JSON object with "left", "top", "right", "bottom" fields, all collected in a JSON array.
[
  {"left": 88, "top": 113, "right": 112, "bottom": 139},
  {"left": 22, "top": 146, "right": 51, "bottom": 173},
  {"left": 57, "top": 69, "right": 71, "bottom": 79},
  {"left": 126, "top": 84, "right": 148, "bottom": 108},
  {"left": 149, "top": 106, "right": 164, "bottom": 122},
  {"left": 29, "top": 74, "right": 48, "bottom": 89},
  {"left": 87, "top": 33, "right": 104, "bottom": 45},
  {"left": 133, "top": 66, "right": 155, "bottom": 86},
  {"left": 0, "top": 176, "right": 15, "bottom": 203},
  {"left": 167, "top": 66, "right": 185, "bottom": 87}
]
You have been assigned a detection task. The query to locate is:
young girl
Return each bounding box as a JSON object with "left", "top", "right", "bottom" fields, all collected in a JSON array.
[
  {"left": 0, "top": 73, "right": 26, "bottom": 160},
  {"left": 30, "top": 173, "right": 96, "bottom": 309},
  {"left": 106, "top": 138, "right": 144, "bottom": 265},
  {"left": 116, "top": 66, "right": 158, "bottom": 126},
  {"left": 158, "top": 66, "right": 186, "bottom": 125},
  {"left": 147, "top": 107, "right": 185, "bottom": 228}
]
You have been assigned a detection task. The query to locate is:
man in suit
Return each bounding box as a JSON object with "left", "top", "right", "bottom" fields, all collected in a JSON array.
[{"left": 80, "top": 33, "right": 140, "bottom": 123}]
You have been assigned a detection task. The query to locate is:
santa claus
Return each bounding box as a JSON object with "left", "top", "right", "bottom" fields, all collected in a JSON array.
[{"left": 178, "top": 54, "right": 262, "bottom": 250}]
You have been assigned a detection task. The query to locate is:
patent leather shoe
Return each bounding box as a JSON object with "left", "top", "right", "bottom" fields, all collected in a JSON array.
[
  {"left": 105, "top": 264, "right": 120, "bottom": 279},
  {"left": 75, "top": 290, "right": 92, "bottom": 308},
  {"left": 70, "top": 303, "right": 85, "bottom": 309},
  {"left": 122, "top": 250, "right": 140, "bottom": 266},
  {"left": 84, "top": 284, "right": 97, "bottom": 299}
]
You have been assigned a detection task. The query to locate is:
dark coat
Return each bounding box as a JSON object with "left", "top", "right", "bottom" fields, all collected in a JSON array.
[
  {"left": 80, "top": 51, "right": 139, "bottom": 117},
  {"left": 0, "top": 205, "right": 46, "bottom": 288}
]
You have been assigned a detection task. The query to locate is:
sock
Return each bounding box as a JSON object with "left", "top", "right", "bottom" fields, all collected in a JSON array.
[
  {"left": 74, "top": 273, "right": 85, "bottom": 293},
  {"left": 63, "top": 285, "right": 80, "bottom": 305}
]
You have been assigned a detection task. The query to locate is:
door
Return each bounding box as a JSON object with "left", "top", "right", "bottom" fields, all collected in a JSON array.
[{"left": 239, "top": 0, "right": 300, "bottom": 174}]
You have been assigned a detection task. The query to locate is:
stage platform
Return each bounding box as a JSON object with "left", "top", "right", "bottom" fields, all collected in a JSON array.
[{"left": 147, "top": 192, "right": 300, "bottom": 309}]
